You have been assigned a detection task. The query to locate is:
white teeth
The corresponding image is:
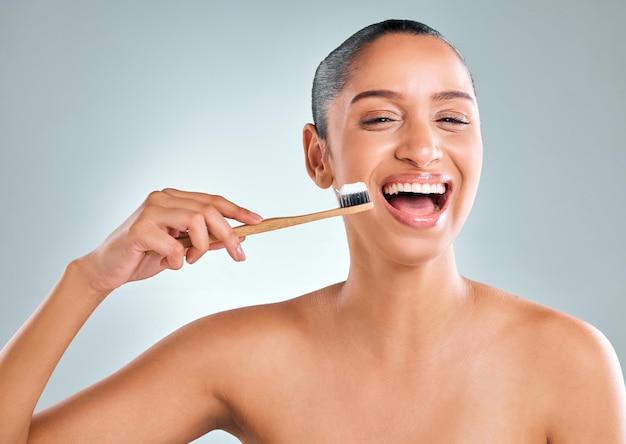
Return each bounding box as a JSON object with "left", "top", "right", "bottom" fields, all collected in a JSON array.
[{"left": 383, "top": 182, "right": 447, "bottom": 195}]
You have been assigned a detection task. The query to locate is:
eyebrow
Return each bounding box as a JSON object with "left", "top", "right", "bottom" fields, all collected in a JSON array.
[
  {"left": 431, "top": 90, "right": 475, "bottom": 103},
  {"left": 350, "top": 89, "right": 402, "bottom": 104},
  {"left": 350, "top": 89, "right": 475, "bottom": 105}
]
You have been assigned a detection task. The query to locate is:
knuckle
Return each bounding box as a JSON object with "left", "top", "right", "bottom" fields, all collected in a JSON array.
[
  {"left": 189, "top": 211, "right": 206, "bottom": 227},
  {"left": 160, "top": 241, "right": 185, "bottom": 264},
  {"left": 170, "top": 241, "right": 186, "bottom": 257},
  {"left": 225, "top": 230, "right": 240, "bottom": 245},
  {"left": 200, "top": 203, "right": 218, "bottom": 216},
  {"left": 145, "top": 189, "right": 164, "bottom": 204},
  {"left": 137, "top": 204, "right": 158, "bottom": 222},
  {"left": 207, "top": 194, "right": 226, "bottom": 205},
  {"left": 127, "top": 219, "right": 148, "bottom": 238}
]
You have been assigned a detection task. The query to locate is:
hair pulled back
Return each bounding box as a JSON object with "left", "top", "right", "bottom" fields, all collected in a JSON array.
[{"left": 311, "top": 19, "right": 460, "bottom": 140}]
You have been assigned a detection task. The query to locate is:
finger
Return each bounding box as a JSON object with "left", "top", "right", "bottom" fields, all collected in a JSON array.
[
  {"left": 144, "top": 203, "right": 244, "bottom": 262},
  {"left": 132, "top": 225, "right": 186, "bottom": 270},
  {"left": 129, "top": 209, "right": 200, "bottom": 268},
  {"left": 159, "top": 188, "right": 263, "bottom": 225},
  {"left": 199, "top": 205, "right": 246, "bottom": 261},
  {"left": 181, "top": 211, "right": 211, "bottom": 262},
  {"left": 142, "top": 190, "right": 252, "bottom": 261},
  {"left": 158, "top": 204, "right": 244, "bottom": 262},
  {"left": 206, "top": 236, "right": 246, "bottom": 251}
]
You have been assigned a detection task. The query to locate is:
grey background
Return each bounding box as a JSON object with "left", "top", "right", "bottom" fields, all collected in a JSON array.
[{"left": 1, "top": 1, "right": 624, "bottom": 442}]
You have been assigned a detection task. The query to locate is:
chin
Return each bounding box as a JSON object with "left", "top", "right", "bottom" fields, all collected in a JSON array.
[{"left": 347, "top": 225, "right": 458, "bottom": 269}]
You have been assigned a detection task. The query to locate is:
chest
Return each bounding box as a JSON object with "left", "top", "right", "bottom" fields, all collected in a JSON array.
[{"left": 227, "top": 358, "right": 546, "bottom": 444}]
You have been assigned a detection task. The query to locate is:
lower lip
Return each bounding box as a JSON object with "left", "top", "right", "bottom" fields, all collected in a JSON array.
[{"left": 381, "top": 194, "right": 448, "bottom": 229}]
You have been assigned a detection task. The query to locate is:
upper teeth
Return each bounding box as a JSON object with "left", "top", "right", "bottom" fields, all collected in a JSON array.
[{"left": 383, "top": 182, "right": 446, "bottom": 195}]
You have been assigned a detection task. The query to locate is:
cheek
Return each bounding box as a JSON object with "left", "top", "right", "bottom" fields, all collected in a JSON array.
[
  {"left": 463, "top": 148, "right": 483, "bottom": 184},
  {"left": 330, "top": 151, "right": 377, "bottom": 187},
  {"left": 447, "top": 133, "right": 483, "bottom": 204},
  {"left": 452, "top": 131, "right": 483, "bottom": 177},
  {"left": 327, "top": 135, "right": 387, "bottom": 186},
  {"left": 464, "top": 159, "right": 482, "bottom": 209}
]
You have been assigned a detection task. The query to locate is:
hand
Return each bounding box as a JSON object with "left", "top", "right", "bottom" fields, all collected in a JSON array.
[{"left": 76, "top": 188, "right": 263, "bottom": 294}]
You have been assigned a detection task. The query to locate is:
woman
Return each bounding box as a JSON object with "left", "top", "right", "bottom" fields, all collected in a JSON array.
[{"left": 1, "top": 19, "right": 624, "bottom": 443}]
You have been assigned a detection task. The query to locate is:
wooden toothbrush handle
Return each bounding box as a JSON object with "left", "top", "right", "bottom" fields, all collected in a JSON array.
[{"left": 147, "top": 201, "right": 373, "bottom": 253}]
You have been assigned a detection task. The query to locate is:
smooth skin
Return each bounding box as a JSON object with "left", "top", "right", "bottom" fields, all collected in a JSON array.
[{"left": 1, "top": 34, "right": 624, "bottom": 443}]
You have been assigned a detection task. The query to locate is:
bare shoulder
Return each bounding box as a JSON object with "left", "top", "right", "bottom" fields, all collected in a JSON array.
[
  {"left": 166, "top": 285, "right": 336, "bottom": 437},
  {"left": 168, "top": 282, "right": 337, "bottom": 381},
  {"left": 470, "top": 280, "right": 621, "bottom": 371},
  {"left": 180, "top": 282, "right": 333, "bottom": 346},
  {"left": 470, "top": 280, "right": 626, "bottom": 442}
]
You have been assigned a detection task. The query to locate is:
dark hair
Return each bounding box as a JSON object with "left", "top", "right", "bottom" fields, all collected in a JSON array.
[{"left": 311, "top": 19, "right": 467, "bottom": 140}]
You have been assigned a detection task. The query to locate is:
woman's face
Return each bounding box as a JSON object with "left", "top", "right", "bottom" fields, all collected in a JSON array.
[{"left": 320, "top": 33, "right": 483, "bottom": 265}]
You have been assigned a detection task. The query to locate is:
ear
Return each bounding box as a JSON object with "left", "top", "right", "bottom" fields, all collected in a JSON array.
[{"left": 302, "top": 123, "right": 334, "bottom": 189}]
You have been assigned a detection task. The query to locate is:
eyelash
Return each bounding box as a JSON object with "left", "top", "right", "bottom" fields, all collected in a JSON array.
[
  {"left": 438, "top": 116, "right": 469, "bottom": 125},
  {"left": 360, "top": 116, "right": 396, "bottom": 125},
  {"left": 359, "top": 115, "right": 470, "bottom": 128}
]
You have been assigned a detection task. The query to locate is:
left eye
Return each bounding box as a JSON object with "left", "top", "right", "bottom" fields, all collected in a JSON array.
[{"left": 438, "top": 117, "right": 469, "bottom": 125}]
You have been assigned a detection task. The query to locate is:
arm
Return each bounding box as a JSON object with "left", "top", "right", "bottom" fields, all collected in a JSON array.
[
  {"left": 0, "top": 260, "right": 107, "bottom": 442},
  {"left": 0, "top": 188, "right": 262, "bottom": 443}
]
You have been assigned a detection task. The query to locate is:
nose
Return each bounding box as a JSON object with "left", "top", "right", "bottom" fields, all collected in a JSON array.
[{"left": 394, "top": 121, "right": 442, "bottom": 168}]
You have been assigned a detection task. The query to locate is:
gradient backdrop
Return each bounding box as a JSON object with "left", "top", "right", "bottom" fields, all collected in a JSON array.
[{"left": 1, "top": 1, "right": 624, "bottom": 442}]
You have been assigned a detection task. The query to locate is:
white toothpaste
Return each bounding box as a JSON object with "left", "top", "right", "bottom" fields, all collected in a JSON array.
[{"left": 337, "top": 181, "right": 368, "bottom": 196}]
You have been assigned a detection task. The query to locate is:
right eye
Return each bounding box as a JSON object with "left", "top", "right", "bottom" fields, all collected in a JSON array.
[
  {"left": 359, "top": 112, "right": 400, "bottom": 130},
  {"left": 361, "top": 116, "right": 394, "bottom": 125}
]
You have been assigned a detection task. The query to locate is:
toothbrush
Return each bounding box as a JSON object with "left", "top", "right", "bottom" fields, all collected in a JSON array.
[{"left": 150, "top": 182, "right": 372, "bottom": 252}]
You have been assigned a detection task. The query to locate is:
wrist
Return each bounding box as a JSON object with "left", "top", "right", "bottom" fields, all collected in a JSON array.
[{"left": 64, "top": 257, "right": 112, "bottom": 304}]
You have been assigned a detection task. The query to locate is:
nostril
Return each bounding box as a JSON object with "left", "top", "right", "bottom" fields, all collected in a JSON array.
[{"left": 394, "top": 136, "right": 442, "bottom": 168}]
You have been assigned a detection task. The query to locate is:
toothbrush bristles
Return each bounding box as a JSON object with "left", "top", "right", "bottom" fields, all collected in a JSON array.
[{"left": 339, "top": 189, "right": 371, "bottom": 208}]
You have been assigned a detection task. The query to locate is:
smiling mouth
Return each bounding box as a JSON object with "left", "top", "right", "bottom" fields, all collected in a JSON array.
[{"left": 383, "top": 181, "right": 449, "bottom": 216}]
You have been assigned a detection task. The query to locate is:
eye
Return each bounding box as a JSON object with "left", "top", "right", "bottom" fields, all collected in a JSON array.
[
  {"left": 359, "top": 111, "right": 401, "bottom": 130},
  {"left": 435, "top": 112, "right": 471, "bottom": 132},
  {"left": 361, "top": 116, "right": 396, "bottom": 125},
  {"left": 437, "top": 116, "right": 469, "bottom": 125}
]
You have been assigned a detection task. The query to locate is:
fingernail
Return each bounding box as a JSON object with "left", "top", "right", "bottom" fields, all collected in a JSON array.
[
  {"left": 236, "top": 244, "right": 246, "bottom": 262},
  {"left": 250, "top": 211, "right": 263, "bottom": 223}
]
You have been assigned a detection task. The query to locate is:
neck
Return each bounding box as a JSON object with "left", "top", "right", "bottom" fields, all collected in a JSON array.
[{"left": 336, "top": 246, "right": 475, "bottom": 360}]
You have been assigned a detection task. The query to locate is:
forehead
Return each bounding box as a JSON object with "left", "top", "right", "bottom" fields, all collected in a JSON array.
[{"left": 346, "top": 33, "right": 474, "bottom": 96}]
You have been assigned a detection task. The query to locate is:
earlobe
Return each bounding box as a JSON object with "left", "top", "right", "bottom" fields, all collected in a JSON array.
[{"left": 302, "top": 123, "right": 334, "bottom": 189}]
